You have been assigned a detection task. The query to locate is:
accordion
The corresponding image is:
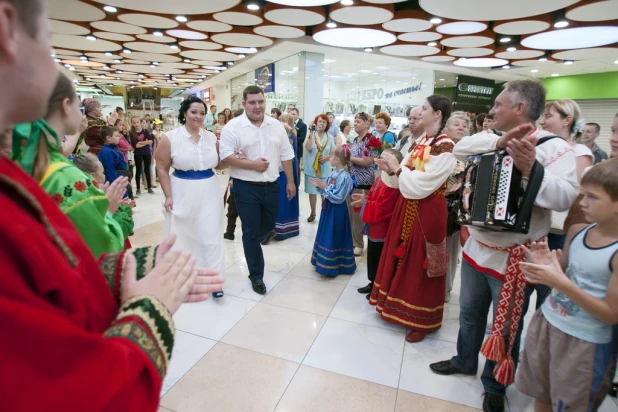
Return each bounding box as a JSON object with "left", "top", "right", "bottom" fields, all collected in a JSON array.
[{"left": 456, "top": 136, "right": 557, "bottom": 234}]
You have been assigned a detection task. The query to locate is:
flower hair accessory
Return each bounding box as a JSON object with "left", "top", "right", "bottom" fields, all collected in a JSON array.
[{"left": 572, "top": 118, "right": 586, "bottom": 134}]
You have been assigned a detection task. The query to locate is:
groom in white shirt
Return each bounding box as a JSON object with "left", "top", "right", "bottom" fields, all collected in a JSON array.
[{"left": 220, "top": 86, "right": 296, "bottom": 295}]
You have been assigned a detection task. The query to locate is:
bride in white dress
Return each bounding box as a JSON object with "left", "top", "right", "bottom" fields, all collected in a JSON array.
[{"left": 156, "top": 96, "right": 225, "bottom": 297}]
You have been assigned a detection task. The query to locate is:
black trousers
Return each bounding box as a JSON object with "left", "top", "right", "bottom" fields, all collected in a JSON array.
[
  {"left": 233, "top": 179, "right": 279, "bottom": 281},
  {"left": 367, "top": 239, "right": 385, "bottom": 283},
  {"left": 226, "top": 191, "right": 239, "bottom": 234},
  {"left": 134, "top": 153, "right": 152, "bottom": 191}
]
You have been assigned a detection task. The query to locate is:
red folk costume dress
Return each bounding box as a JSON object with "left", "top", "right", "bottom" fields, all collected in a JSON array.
[
  {"left": 370, "top": 133, "right": 456, "bottom": 332},
  {"left": 0, "top": 155, "right": 174, "bottom": 411}
]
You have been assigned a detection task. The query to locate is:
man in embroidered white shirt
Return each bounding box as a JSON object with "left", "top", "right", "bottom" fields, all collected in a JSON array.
[
  {"left": 429, "top": 80, "right": 579, "bottom": 412},
  {"left": 220, "top": 86, "right": 296, "bottom": 295}
]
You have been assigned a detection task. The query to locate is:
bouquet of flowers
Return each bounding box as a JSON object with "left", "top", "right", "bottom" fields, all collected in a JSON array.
[{"left": 366, "top": 136, "right": 393, "bottom": 154}]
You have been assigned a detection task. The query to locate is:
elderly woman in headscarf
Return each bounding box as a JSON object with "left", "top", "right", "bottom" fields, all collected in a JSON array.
[{"left": 73, "top": 97, "right": 117, "bottom": 155}]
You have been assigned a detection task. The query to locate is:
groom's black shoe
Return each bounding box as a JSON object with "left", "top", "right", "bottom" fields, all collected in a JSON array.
[{"left": 251, "top": 279, "right": 267, "bottom": 295}]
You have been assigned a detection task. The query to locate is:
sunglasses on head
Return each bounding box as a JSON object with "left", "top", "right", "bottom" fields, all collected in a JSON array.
[{"left": 357, "top": 112, "right": 369, "bottom": 121}]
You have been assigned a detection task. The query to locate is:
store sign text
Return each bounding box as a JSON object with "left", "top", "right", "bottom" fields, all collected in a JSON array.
[
  {"left": 348, "top": 88, "right": 384, "bottom": 101},
  {"left": 384, "top": 82, "right": 423, "bottom": 99},
  {"left": 458, "top": 83, "right": 494, "bottom": 95}
]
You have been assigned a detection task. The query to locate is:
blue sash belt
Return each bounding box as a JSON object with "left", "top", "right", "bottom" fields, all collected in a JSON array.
[{"left": 172, "top": 169, "right": 214, "bottom": 180}]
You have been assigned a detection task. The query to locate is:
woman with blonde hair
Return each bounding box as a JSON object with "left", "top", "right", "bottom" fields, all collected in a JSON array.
[
  {"left": 540, "top": 99, "right": 593, "bottom": 251},
  {"left": 443, "top": 111, "right": 471, "bottom": 302},
  {"left": 270, "top": 113, "right": 300, "bottom": 241}
]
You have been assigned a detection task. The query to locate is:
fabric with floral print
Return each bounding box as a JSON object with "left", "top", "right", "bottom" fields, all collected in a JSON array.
[{"left": 350, "top": 134, "right": 379, "bottom": 187}]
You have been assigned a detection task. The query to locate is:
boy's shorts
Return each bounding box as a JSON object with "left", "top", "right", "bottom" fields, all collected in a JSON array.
[{"left": 516, "top": 311, "right": 614, "bottom": 410}]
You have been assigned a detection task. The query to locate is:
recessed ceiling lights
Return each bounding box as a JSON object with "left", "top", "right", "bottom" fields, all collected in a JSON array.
[
  {"left": 228, "top": 61, "right": 234, "bottom": 66},
  {"left": 104, "top": 52, "right": 112, "bottom": 56},
  {"left": 506, "top": 46, "right": 517, "bottom": 52},
  {"left": 171, "top": 43, "right": 179, "bottom": 49},
  {"left": 500, "top": 37, "right": 511, "bottom": 43},
  {"left": 153, "top": 30, "right": 163, "bottom": 36},
  {"left": 113, "top": 59, "right": 121, "bottom": 63},
  {"left": 64, "top": 63, "right": 71, "bottom": 68},
  {"left": 150, "top": 63, "right": 155, "bottom": 68},
  {"left": 68, "top": 67, "right": 75, "bottom": 71},
  {"left": 439, "top": 78, "right": 445, "bottom": 81},
  {"left": 615, "top": 59, "right": 618, "bottom": 64},
  {"left": 538, "top": 56, "right": 548, "bottom": 62},
  {"left": 99, "top": 74, "right": 105, "bottom": 77},
  {"left": 326, "top": 19, "right": 337, "bottom": 29},
  {"left": 531, "top": 69, "right": 538, "bottom": 73},
  {"left": 428, "top": 41, "right": 438, "bottom": 47},
  {"left": 103, "top": 5, "right": 117, "bottom": 13},
  {"left": 564, "top": 60, "right": 574, "bottom": 65},
  {"left": 341, "top": 0, "right": 353, "bottom": 5},
  {"left": 364, "top": 47, "right": 373, "bottom": 52},
  {"left": 551, "top": 73, "right": 559, "bottom": 76},
  {"left": 86, "top": 34, "right": 96, "bottom": 41},
  {"left": 430, "top": 17, "right": 442, "bottom": 25},
  {"left": 86, "top": 77, "right": 91, "bottom": 80},
  {"left": 138, "top": 73, "right": 144, "bottom": 77},
  {"left": 238, "top": 53, "right": 246, "bottom": 58},
  {"left": 176, "top": 15, "right": 188, "bottom": 23},
  {"left": 246, "top": 1, "right": 260, "bottom": 11},
  {"left": 115, "top": 77, "right": 120, "bottom": 80},
  {"left": 184, "top": 58, "right": 191, "bottom": 63},
  {"left": 123, "top": 48, "right": 131, "bottom": 54},
  {"left": 554, "top": 20, "right": 569, "bottom": 28},
  {"left": 153, "top": 61, "right": 159, "bottom": 66},
  {"left": 458, "top": 57, "right": 467, "bottom": 61},
  {"left": 214, "top": 70, "right": 220, "bottom": 73},
  {"left": 80, "top": 54, "right": 88, "bottom": 60},
  {"left": 102, "top": 65, "right": 110, "bottom": 70},
  {"left": 116, "top": 70, "right": 123, "bottom": 73},
  {"left": 502, "top": 64, "right": 511, "bottom": 69}
]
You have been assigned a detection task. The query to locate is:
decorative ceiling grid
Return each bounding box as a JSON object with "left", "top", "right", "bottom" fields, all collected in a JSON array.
[{"left": 47, "top": 0, "right": 618, "bottom": 92}]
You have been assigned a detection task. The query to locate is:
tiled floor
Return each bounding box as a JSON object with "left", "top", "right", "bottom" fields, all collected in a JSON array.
[{"left": 133, "top": 176, "right": 618, "bottom": 412}]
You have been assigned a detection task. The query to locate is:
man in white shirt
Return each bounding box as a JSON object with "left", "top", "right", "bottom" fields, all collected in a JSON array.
[
  {"left": 204, "top": 104, "right": 216, "bottom": 132},
  {"left": 220, "top": 86, "right": 296, "bottom": 295},
  {"left": 429, "top": 80, "right": 578, "bottom": 412},
  {"left": 397, "top": 106, "right": 423, "bottom": 154}
]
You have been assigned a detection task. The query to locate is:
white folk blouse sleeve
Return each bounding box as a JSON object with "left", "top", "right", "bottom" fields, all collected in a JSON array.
[
  {"left": 397, "top": 151, "right": 457, "bottom": 200},
  {"left": 381, "top": 150, "right": 413, "bottom": 189},
  {"left": 452, "top": 132, "right": 499, "bottom": 162},
  {"left": 536, "top": 141, "right": 579, "bottom": 212}
]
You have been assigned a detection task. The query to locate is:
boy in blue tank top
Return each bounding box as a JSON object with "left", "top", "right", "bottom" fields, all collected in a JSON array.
[{"left": 516, "top": 158, "right": 618, "bottom": 411}]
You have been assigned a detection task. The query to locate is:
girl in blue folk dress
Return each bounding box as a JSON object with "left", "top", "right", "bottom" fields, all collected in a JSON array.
[{"left": 310, "top": 144, "right": 357, "bottom": 277}]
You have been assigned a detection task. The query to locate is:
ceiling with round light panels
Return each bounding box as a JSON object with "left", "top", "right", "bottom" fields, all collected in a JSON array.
[{"left": 47, "top": 0, "right": 618, "bottom": 93}]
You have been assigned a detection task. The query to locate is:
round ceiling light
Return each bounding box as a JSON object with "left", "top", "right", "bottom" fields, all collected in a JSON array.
[
  {"left": 225, "top": 47, "right": 260, "bottom": 54},
  {"left": 447, "top": 47, "right": 494, "bottom": 57},
  {"left": 440, "top": 33, "right": 494, "bottom": 48},
  {"left": 552, "top": 47, "right": 618, "bottom": 60},
  {"left": 119, "top": 14, "right": 179, "bottom": 29},
  {"left": 509, "top": 59, "right": 557, "bottom": 67},
  {"left": 165, "top": 29, "right": 208, "bottom": 40},
  {"left": 213, "top": 11, "right": 264, "bottom": 26},
  {"left": 254, "top": 25, "right": 306, "bottom": 38},
  {"left": 264, "top": 5, "right": 326, "bottom": 26},
  {"left": 398, "top": 31, "right": 442, "bottom": 42},
  {"left": 265, "top": 0, "right": 338, "bottom": 4},
  {"left": 566, "top": 0, "right": 618, "bottom": 21},
  {"left": 329, "top": 4, "right": 394, "bottom": 25},
  {"left": 210, "top": 32, "right": 274, "bottom": 48},
  {"left": 313, "top": 27, "right": 396, "bottom": 48},
  {"left": 91, "top": 0, "right": 243, "bottom": 14},
  {"left": 493, "top": 19, "right": 551, "bottom": 35},
  {"left": 437, "top": 21, "right": 487, "bottom": 35},
  {"left": 522, "top": 26, "right": 618, "bottom": 50},
  {"left": 382, "top": 10, "right": 433, "bottom": 32},
  {"left": 379, "top": 44, "right": 440, "bottom": 57},
  {"left": 48, "top": 0, "right": 106, "bottom": 22},
  {"left": 419, "top": 0, "right": 580, "bottom": 21},
  {"left": 454, "top": 57, "right": 509, "bottom": 67},
  {"left": 187, "top": 20, "right": 234, "bottom": 33},
  {"left": 421, "top": 55, "right": 455, "bottom": 62}
]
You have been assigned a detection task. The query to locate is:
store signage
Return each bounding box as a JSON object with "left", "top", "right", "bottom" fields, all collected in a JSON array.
[
  {"left": 255, "top": 63, "right": 275, "bottom": 93},
  {"left": 455, "top": 75, "right": 495, "bottom": 105},
  {"left": 384, "top": 82, "right": 423, "bottom": 99},
  {"left": 348, "top": 88, "right": 384, "bottom": 101}
]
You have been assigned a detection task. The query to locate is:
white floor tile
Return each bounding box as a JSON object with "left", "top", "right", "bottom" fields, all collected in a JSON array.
[
  {"left": 223, "top": 262, "right": 287, "bottom": 301},
  {"left": 303, "top": 318, "right": 405, "bottom": 388},
  {"left": 261, "top": 275, "right": 346, "bottom": 316},
  {"left": 429, "top": 303, "right": 461, "bottom": 344},
  {"left": 399, "top": 337, "right": 535, "bottom": 411},
  {"left": 330, "top": 286, "right": 406, "bottom": 332},
  {"left": 161, "top": 331, "right": 217, "bottom": 396},
  {"left": 222, "top": 303, "right": 327, "bottom": 363},
  {"left": 346, "top": 257, "right": 370, "bottom": 288},
  {"left": 288, "top": 254, "right": 353, "bottom": 285},
  {"left": 173, "top": 295, "right": 257, "bottom": 341}
]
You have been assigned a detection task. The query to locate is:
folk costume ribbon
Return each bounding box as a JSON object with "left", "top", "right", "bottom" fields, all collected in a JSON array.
[
  {"left": 312, "top": 133, "right": 328, "bottom": 177},
  {"left": 12, "top": 120, "right": 61, "bottom": 176},
  {"left": 477, "top": 240, "right": 532, "bottom": 386}
]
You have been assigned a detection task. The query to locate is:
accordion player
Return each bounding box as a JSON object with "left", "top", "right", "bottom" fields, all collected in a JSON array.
[{"left": 457, "top": 136, "right": 558, "bottom": 234}]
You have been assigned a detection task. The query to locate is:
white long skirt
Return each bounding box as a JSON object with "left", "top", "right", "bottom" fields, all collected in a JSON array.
[{"left": 162, "top": 173, "right": 225, "bottom": 275}]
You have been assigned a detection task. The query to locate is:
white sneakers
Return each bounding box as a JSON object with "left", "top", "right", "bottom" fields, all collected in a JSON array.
[{"left": 354, "top": 247, "right": 363, "bottom": 256}]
